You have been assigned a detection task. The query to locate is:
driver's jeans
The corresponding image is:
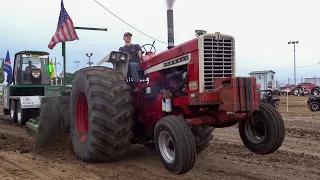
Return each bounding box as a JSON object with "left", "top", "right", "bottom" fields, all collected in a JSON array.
[{"left": 129, "top": 62, "right": 142, "bottom": 82}]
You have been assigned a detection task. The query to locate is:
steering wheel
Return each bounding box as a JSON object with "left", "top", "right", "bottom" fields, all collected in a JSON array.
[{"left": 138, "top": 41, "right": 156, "bottom": 56}]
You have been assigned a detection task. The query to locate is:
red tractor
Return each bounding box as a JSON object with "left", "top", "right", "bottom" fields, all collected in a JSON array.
[
  {"left": 34, "top": 10, "right": 285, "bottom": 175},
  {"left": 293, "top": 82, "right": 316, "bottom": 96}
]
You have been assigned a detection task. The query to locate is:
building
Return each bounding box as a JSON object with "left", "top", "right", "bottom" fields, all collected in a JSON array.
[
  {"left": 305, "top": 77, "right": 320, "bottom": 86},
  {"left": 249, "top": 70, "right": 277, "bottom": 90}
]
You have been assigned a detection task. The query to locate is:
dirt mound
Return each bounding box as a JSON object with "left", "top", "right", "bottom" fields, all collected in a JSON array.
[
  {"left": 0, "top": 132, "right": 33, "bottom": 153},
  {"left": 34, "top": 133, "right": 76, "bottom": 162}
]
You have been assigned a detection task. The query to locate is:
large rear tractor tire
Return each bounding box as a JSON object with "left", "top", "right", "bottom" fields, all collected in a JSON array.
[
  {"left": 70, "top": 66, "right": 134, "bottom": 162},
  {"left": 154, "top": 115, "right": 196, "bottom": 175},
  {"left": 191, "top": 126, "right": 214, "bottom": 153},
  {"left": 239, "top": 103, "right": 285, "bottom": 155}
]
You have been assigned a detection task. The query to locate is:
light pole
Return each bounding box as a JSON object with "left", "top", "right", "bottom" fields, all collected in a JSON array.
[
  {"left": 86, "top": 53, "right": 93, "bottom": 67},
  {"left": 288, "top": 41, "right": 299, "bottom": 86},
  {"left": 74, "top": 60, "right": 80, "bottom": 70}
]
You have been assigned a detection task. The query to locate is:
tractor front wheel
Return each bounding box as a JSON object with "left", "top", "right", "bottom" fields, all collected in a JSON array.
[
  {"left": 239, "top": 103, "right": 285, "bottom": 155},
  {"left": 70, "top": 66, "right": 134, "bottom": 162},
  {"left": 191, "top": 126, "right": 214, "bottom": 153},
  {"left": 154, "top": 115, "right": 196, "bottom": 175}
]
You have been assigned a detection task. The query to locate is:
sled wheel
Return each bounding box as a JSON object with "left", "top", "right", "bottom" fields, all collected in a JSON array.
[
  {"left": 70, "top": 66, "right": 134, "bottom": 162},
  {"left": 154, "top": 115, "right": 196, "bottom": 175},
  {"left": 309, "top": 101, "right": 320, "bottom": 112},
  {"left": 239, "top": 103, "right": 285, "bottom": 155},
  {"left": 191, "top": 126, "right": 214, "bottom": 153}
]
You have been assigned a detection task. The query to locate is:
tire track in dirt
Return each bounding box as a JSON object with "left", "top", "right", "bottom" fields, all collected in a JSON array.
[
  {"left": 0, "top": 123, "right": 289, "bottom": 180},
  {"left": 0, "top": 155, "right": 39, "bottom": 180},
  {"left": 0, "top": 151, "right": 103, "bottom": 180},
  {"left": 215, "top": 125, "right": 320, "bottom": 157},
  {"left": 212, "top": 127, "right": 320, "bottom": 180},
  {"left": 0, "top": 122, "right": 33, "bottom": 140}
]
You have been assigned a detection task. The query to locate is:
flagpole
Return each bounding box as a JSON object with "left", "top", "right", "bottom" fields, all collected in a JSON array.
[
  {"left": 62, "top": 42, "right": 66, "bottom": 91},
  {"left": 55, "top": 57, "right": 57, "bottom": 85},
  {"left": 0, "top": 58, "right": 4, "bottom": 85}
]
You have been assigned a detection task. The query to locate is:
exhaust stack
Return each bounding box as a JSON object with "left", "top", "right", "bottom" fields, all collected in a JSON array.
[{"left": 167, "top": 9, "right": 174, "bottom": 49}]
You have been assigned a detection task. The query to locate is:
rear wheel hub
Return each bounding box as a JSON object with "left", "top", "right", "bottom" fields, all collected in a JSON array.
[{"left": 75, "top": 91, "right": 89, "bottom": 143}]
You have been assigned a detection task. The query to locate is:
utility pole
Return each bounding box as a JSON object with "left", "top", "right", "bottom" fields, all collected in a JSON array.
[
  {"left": 86, "top": 53, "right": 93, "bottom": 66},
  {"left": 288, "top": 41, "right": 299, "bottom": 86},
  {"left": 74, "top": 60, "right": 80, "bottom": 70},
  {"left": 54, "top": 57, "right": 61, "bottom": 85}
]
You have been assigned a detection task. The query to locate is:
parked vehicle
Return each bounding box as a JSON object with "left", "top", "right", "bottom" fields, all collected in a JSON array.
[
  {"left": 293, "top": 82, "right": 316, "bottom": 96},
  {"left": 261, "top": 90, "right": 280, "bottom": 108},
  {"left": 311, "top": 86, "right": 320, "bottom": 95},
  {"left": 307, "top": 95, "right": 320, "bottom": 112}
]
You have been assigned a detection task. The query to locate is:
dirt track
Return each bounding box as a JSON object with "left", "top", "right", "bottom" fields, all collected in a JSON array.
[{"left": 1, "top": 96, "right": 320, "bottom": 180}]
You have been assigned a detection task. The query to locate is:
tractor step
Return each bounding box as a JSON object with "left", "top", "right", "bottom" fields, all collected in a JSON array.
[{"left": 26, "top": 118, "right": 39, "bottom": 132}]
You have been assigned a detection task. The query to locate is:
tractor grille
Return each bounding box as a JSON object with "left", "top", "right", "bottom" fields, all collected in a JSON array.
[{"left": 203, "top": 36, "right": 234, "bottom": 90}]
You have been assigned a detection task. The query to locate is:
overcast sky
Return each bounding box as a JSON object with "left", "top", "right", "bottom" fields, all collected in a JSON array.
[{"left": 0, "top": 0, "right": 319, "bottom": 84}]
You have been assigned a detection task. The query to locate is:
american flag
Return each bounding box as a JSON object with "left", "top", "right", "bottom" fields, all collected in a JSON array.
[
  {"left": 48, "top": 0, "right": 79, "bottom": 50},
  {"left": 3, "top": 50, "right": 13, "bottom": 85}
]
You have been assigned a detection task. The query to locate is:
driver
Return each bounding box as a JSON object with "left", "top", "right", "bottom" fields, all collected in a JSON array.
[
  {"left": 24, "top": 60, "right": 38, "bottom": 76},
  {"left": 119, "top": 32, "right": 143, "bottom": 87}
]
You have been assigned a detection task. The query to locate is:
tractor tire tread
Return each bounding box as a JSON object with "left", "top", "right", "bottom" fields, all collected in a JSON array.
[
  {"left": 70, "top": 66, "right": 133, "bottom": 163},
  {"left": 239, "top": 103, "right": 285, "bottom": 155},
  {"left": 260, "top": 103, "right": 285, "bottom": 153}
]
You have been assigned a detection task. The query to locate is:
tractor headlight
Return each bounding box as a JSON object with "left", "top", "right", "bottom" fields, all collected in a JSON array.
[
  {"left": 120, "top": 54, "right": 126, "bottom": 60},
  {"left": 111, "top": 53, "right": 117, "bottom": 60},
  {"left": 32, "top": 69, "right": 41, "bottom": 78}
]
